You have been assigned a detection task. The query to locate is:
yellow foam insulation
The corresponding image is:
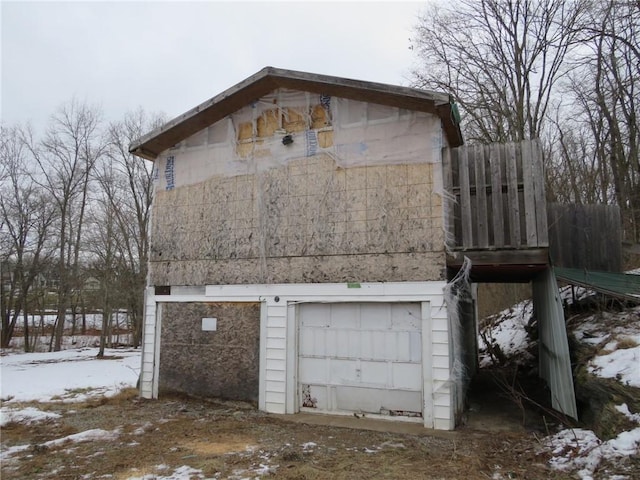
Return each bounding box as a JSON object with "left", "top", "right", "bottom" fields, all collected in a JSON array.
[
  {"left": 283, "top": 108, "right": 307, "bottom": 133},
  {"left": 310, "top": 104, "right": 330, "bottom": 129},
  {"left": 237, "top": 122, "right": 253, "bottom": 141},
  {"left": 257, "top": 109, "right": 279, "bottom": 138},
  {"left": 318, "top": 131, "right": 334, "bottom": 148}
]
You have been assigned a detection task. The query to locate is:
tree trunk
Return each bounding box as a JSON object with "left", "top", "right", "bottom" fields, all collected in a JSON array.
[{"left": 23, "top": 309, "right": 30, "bottom": 353}]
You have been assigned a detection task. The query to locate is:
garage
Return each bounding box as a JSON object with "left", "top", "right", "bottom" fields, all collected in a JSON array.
[{"left": 298, "top": 302, "right": 425, "bottom": 418}]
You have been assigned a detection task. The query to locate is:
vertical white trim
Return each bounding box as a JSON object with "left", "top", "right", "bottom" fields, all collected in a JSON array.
[
  {"left": 152, "top": 302, "right": 162, "bottom": 399},
  {"left": 139, "top": 288, "right": 148, "bottom": 393},
  {"left": 421, "top": 301, "right": 434, "bottom": 428},
  {"left": 285, "top": 302, "right": 297, "bottom": 413},
  {"left": 259, "top": 301, "right": 267, "bottom": 410}
]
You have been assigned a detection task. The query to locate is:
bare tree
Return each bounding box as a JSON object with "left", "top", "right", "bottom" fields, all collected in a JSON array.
[
  {"left": 569, "top": 0, "right": 639, "bottom": 242},
  {"left": 86, "top": 172, "right": 121, "bottom": 357},
  {"left": 26, "top": 100, "right": 105, "bottom": 351},
  {"left": 101, "top": 109, "right": 162, "bottom": 347},
  {"left": 411, "top": 0, "right": 588, "bottom": 143},
  {"left": 0, "top": 125, "right": 56, "bottom": 349}
]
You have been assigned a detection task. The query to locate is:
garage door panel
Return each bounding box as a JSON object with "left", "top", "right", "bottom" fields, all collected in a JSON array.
[
  {"left": 372, "top": 331, "right": 388, "bottom": 359},
  {"left": 299, "top": 328, "right": 316, "bottom": 356},
  {"left": 392, "top": 363, "right": 422, "bottom": 390},
  {"left": 395, "top": 331, "right": 411, "bottom": 362},
  {"left": 410, "top": 332, "right": 422, "bottom": 362},
  {"left": 324, "top": 329, "right": 337, "bottom": 357},
  {"left": 329, "top": 359, "right": 359, "bottom": 383},
  {"left": 301, "top": 304, "right": 330, "bottom": 327},
  {"left": 360, "top": 303, "right": 390, "bottom": 329},
  {"left": 298, "top": 302, "right": 424, "bottom": 417},
  {"left": 391, "top": 303, "right": 422, "bottom": 330},
  {"left": 330, "top": 303, "right": 359, "bottom": 328},
  {"left": 302, "top": 384, "right": 327, "bottom": 409},
  {"left": 360, "top": 360, "right": 389, "bottom": 386},
  {"left": 299, "top": 357, "right": 326, "bottom": 384},
  {"left": 335, "top": 386, "right": 422, "bottom": 414},
  {"left": 335, "top": 331, "right": 351, "bottom": 358}
]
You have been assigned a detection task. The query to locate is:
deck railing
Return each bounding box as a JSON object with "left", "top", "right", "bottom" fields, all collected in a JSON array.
[{"left": 443, "top": 139, "right": 549, "bottom": 250}]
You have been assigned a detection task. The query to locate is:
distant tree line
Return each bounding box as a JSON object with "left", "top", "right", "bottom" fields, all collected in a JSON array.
[
  {"left": 411, "top": 0, "right": 639, "bottom": 246},
  {"left": 0, "top": 102, "right": 164, "bottom": 354}
]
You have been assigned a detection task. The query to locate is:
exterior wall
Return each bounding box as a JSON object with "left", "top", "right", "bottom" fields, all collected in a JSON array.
[
  {"left": 140, "top": 281, "right": 456, "bottom": 430},
  {"left": 157, "top": 302, "right": 260, "bottom": 402},
  {"left": 148, "top": 89, "right": 447, "bottom": 286}
]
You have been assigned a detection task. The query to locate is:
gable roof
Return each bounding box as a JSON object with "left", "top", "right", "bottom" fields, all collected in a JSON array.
[{"left": 130, "top": 66, "right": 464, "bottom": 160}]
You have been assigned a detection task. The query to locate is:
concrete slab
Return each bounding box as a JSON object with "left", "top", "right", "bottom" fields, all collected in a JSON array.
[{"left": 275, "top": 412, "right": 457, "bottom": 438}]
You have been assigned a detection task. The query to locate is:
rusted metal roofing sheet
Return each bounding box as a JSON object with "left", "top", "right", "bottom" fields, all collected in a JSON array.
[{"left": 129, "top": 66, "right": 464, "bottom": 160}]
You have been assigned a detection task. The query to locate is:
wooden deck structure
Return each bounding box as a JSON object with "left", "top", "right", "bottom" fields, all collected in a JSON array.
[
  {"left": 443, "top": 139, "right": 549, "bottom": 281},
  {"left": 443, "top": 139, "right": 578, "bottom": 420}
]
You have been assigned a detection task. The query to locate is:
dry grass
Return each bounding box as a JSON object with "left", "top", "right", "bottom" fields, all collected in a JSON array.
[
  {"left": 0, "top": 394, "right": 579, "bottom": 480},
  {"left": 616, "top": 336, "right": 639, "bottom": 350}
]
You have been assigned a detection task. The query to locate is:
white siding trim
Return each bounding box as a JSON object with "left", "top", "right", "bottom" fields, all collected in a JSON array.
[
  {"left": 140, "top": 287, "right": 159, "bottom": 399},
  {"left": 153, "top": 302, "right": 162, "bottom": 399},
  {"left": 421, "top": 301, "right": 434, "bottom": 428},
  {"left": 258, "top": 302, "right": 267, "bottom": 411},
  {"left": 285, "top": 303, "right": 297, "bottom": 414}
]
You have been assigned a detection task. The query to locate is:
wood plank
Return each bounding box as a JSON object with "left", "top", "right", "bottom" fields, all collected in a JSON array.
[
  {"left": 547, "top": 203, "right": 622, "bottom": 271},
  {"left": 489, "top": 143, "right": 505, "bottom": 247},
  {"left": 521, "top": 139, "right": 538, "bottom": 246},
  {"left": 447, "top": 248, "right": 549, "bottom": 266},
  {"left": 531, "top": 140, "right": 548, "bottom": 246},
  {"left": 474, "top": 144, "right": 489, "bottom": 248},
  {"left": 506, "top": 142, "right": 521, "bottom": 247},
  {"left": 459, "top": 146, "right": 473, "bottom": 247}
]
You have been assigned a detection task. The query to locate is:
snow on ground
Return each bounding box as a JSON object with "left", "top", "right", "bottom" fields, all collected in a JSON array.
[
  {"left": 588, "top": 340, "right": 640, "bottom": 388},
  {"left": 0, "top": 347, "right": 141, "bottom": 403},
  {"left": 479, "top": 299, "right": 534, "bottom": 367},
  {"left": 127, "top": 465, "right": 212, "bottom": 480},
  {"left": 481, "top": 283, "right": 640, "bottom": 478},
  {"left": 542, "top": 423, "right": 640, "bottom": 480},
  {"left": 42, "top": 427, "right": 121, "bottom": 447},
  {"left": 0, "top": 406, "right": 61, "bottom": 426},
  {"left": 1, "top": 347, "right": 141, "bottom": 468}
]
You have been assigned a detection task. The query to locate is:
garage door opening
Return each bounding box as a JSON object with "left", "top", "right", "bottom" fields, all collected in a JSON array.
[{"left": 297, "top": 302, "right": 425, "bottom": 420}]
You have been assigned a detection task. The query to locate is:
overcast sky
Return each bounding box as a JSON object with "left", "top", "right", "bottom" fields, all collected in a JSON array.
[{"left": 1, "top": 1, "right": 425, "bottom": 135}]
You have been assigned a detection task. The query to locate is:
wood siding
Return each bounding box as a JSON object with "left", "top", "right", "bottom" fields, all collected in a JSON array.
[
  {"left": 547, "top": 203, "right": 622, "bottom": 272},
  {"left": 443, "top": 139, "right": 549, "bottom": 250}
]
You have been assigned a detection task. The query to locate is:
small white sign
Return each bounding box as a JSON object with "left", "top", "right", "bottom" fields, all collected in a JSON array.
[{"left": 202, "top": 317, "right": 217, "bottom": 331}]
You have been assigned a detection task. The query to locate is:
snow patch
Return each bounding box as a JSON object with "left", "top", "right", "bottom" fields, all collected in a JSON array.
[
  {"left": 0, "top": 347, "right": 140, "bottom": 402},
  {"left": 478, "top": 300, "right": 534, "bottom": 367},
  {"left": 43, "top": 428, "right": 121, "bottom": 447},
  {"left": 543, "top": 427, "right": 640, "bottom": 479},
  {"left": 127, "top": 465, "right": 208, "bottom": 480},
  {"left": 0, "top": 406, "right": 61, "bottom": 426},
  {"left": 588, "top": 345, "right": 640, "bottom": 387}
]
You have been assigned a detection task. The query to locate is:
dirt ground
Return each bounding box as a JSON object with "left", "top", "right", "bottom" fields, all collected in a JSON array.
[{"left": 0, "top": 384, "right": 584, "bottom": 480}]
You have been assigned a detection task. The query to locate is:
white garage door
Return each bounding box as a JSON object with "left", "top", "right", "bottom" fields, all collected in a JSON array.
[{"left": 298, "top": 302, "right": 423, "bottom": 417}]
